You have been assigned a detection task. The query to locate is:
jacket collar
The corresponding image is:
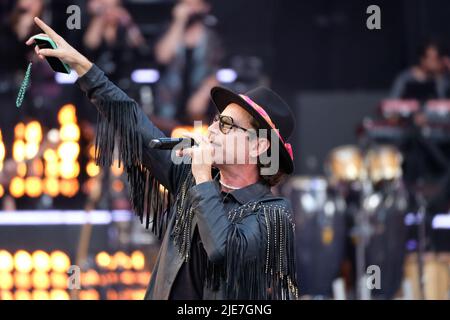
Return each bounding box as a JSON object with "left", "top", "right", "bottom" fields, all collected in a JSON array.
[{"left": 219, "top": 179, "right": 272, "bottom": 205}]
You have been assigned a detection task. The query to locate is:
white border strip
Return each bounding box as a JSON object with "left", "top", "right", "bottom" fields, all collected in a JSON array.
[
  {"left": 0, "top": 210, "right": 133, "bottom": 225},
  {"left": 432, "top": 214, "right": 450, "bottom": 230}
]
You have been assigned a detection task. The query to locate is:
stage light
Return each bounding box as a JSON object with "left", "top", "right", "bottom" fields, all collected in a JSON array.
[
  {"left": 111, "top": 160, "right": 123, "bottom": 176},
  {"left": 50, "top": 251, "right": 70, "bottom": 273},
  {"left": 12, "top": 140, "right": 25, "bottom": 162},
  {"left": 81, "top": 269, "right": 100, "bottom": 287},
  {"left": 32, "top": 251, "right": 51, "bottom": 273},
  {"left": 100, "top": 271, "right": 119, "bottom": 287},
  {"left": 25, "top": 177, "right": 43, "bottom": 198},
  {"left": 131, "top": 69, "right": 160, "bottom": 84},
  {"left": 99, "top": 273, "right": 108, "bottom": 287},
  {"left": 86, "top": 161, "right": 100, "bottom": 177},
  {"left": 31, "top": 290, "right": 50, "bottom": 300},
  {"left": 10, "top": 177, "right": 25, "bottom": 198},
  {"left": 0, "top": 290, "right": 13, "bottom": 300},
  {"left": 43, "top": 178, "right": 59, "bottom": 197},
  {"left": 0, "top": 272, "right": 13, "bottom": 290},
  {"left": 88, "top": 145, "right": 96, "bottom": 158},
  {"left": 47, "top": 129, "right": 60, "bottom": 144},
  {"left": 31, "top": 159, "right": 44, "bottom": 176},
  {"left": 43, "top": 149, "right": 58, "bottom": 162},
  {"left": 59, "top": 161, "right": 80, "bottom": 179},
  {"left": 432, "top": 213, "right": 450, "bottom": 229},
  {"left": 136, "top": 271, "right": 151, "bottom": 286},
  {"left": 0, "top": 185, "right": 4, "bottom": 199},
  {"left": 106, "top": 289, "right": 118, "bottom": 300},
  {"left": 59, "top": 179, "right": 79, "bottom": 197},
  {"left": 79, "top": 289, "right": 99, "bottom": 300},
  {"left": 217, "top": 68, "right": 238, "bottom": 83},
  {"left": 171, "top": 126, "right": 190, "bottom": 138},
  {"left": 107, "top": 272, "right": 119, "bottom": 284},
  {"left": 14, "top": 250, "right": 33, "bottom": 273},
  {"left": 131, "top": 289, "right": 146, "bottom": 300},
  {"left": 25, "top": 121, "right": 42, "bottom": 143},
  {"left": 49, "top": 289, "right": 69, "bottom": 300},
  {"left": 0, "top": 251, "right": 13, "bottom": 272},
  {"left": 171, "top": 125, "right": 209, "bottom": 139},
  {"left": 131, "top": 251, "right": 145, "bottom": 271},
  {"left": 32, "top": 271, "right": 50, "bottom": 290},
  {"left": 24, "top": 143, "right": 39, "bottom": 161},
  {"left": 107, "top": 260, "right": 117, "bottom": 272},
  {"left": 58, "top": 104, "right": 77, "bottom": 125},
  {"left": 17, "top": 162, "right": 27, "bottom": 178},
  {"left": 112, "top": 180, "right": 124, "bottom": 193},
  {"left": 57, "top": 142, "right": 80, "bottom": 161},
  {"left": 14, "top": 271, "right": 31, "bottom": 290},
  {"left": 60, "top": 123, "right": 80, "bottom": 142},
  {"left": 14, "top": 123, "right": 25, "bottom": 140},
  {"left": 25, "top": 142, "right": 39, "bottom": 160},
  {"left": 14, "top": 290, "right": 31, "bottom": 300},
  {"left": 113, "top": 251, "right": 131, "bottom": 270},
  {"left": 0, "top": 129, "right": 3, "bottom": 170},
  {"left": 119, "top": 271, "right": 135, "bottom": 286},
  {"left": 45, "top": 162, "right": 59, "bottom": 178},
  {"left": 50, "top": 272, "right": 68, "bottom": 289},
  {"left": 0, "top": 135, "right": 5, "bottom": 162},
  {"left": 95, "top": 252, "right": 111, "bottom": 269},
  {"left": 121, "top": 289, "right": 133, "bottom": 300}
]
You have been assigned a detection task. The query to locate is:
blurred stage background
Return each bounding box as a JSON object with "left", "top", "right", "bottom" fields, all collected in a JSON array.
[{"left": 0, "top": 0, "right": 449, "bottom": 300}]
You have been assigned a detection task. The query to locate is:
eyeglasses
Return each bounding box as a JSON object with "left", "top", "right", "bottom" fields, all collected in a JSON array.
[{"left": 212, "top": 114, "right": 250, "bottom": 135}]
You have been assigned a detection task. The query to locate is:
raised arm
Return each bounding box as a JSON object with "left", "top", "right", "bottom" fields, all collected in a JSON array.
[
  {"left": 26, "top": 17, "right": 183, "bottom": 191},
  {"left": 75, "top": 63, "right": 183, "bottom": 194},
  {"left": 154, "top": 3, "right": 191, "bottom": 65},
  {"left": 26, "top": 17, "right": 187, "bottom": 235}
]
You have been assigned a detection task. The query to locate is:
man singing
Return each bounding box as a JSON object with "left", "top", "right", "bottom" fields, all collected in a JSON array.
[{"left": 27, "top": 17, "right": 298, "bottom": 300}]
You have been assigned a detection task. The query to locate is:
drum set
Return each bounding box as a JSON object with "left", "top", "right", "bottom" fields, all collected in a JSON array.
[{"left": 284, "top": 144, "right": 408, "bottom": 299}]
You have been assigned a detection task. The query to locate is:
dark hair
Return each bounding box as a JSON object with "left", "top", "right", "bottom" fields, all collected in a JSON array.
[
  {"left": 249, "top": 117, "right": 287, "bottom": 187},
  {"left": 417, "top": 38, "right": 448, "bottom": 59}
]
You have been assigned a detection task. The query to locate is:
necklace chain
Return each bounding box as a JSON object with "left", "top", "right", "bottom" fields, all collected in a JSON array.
[{"left": 219, "top": 179, "right": 242, "bottom": 190}]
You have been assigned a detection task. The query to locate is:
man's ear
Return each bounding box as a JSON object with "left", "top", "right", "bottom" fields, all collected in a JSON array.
[{"left": 250, "top": 137, "right": 270, "bottom": 158}]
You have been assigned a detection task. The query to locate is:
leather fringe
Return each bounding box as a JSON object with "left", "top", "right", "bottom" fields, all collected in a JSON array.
[
  {"left": 171, "top": 170, "right": 196, "bottom": 260},
  {"left": 95, "top": 100, "right": 142, "bottom": 168},
  {"left": 94, "top": 100, "right": 171, "bottom": 238},
  {"left": 209, "top": 200, "right": 299, "bottom": 300}
]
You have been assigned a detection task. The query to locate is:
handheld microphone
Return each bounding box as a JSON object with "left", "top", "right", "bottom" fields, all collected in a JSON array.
[{"left": 149, "top": 137, "right": 195, "bottom": 150}]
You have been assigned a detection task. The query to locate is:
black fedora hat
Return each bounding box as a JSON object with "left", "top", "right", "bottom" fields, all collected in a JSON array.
[{"left": 210, "top": 86, "right": 296, "bottom": 174}]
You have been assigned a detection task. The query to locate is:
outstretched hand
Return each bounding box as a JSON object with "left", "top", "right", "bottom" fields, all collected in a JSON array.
[{"left": 25, "top": 17, "right": 92, "bottom": 76}]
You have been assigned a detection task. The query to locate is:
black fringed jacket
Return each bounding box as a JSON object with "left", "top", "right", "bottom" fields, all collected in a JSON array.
[{"left": 76, "top": 64, "right": 299, "bottom": 300}]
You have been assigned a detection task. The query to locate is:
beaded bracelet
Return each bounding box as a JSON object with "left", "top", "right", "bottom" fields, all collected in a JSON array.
[{"left": 16, "top": 62, "right": 32, "bottom": 108}]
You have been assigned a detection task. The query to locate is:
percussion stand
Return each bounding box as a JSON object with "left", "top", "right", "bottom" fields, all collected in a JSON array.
[
  {"left": 354, "top": 136, "right": 376, "bottom": 300},
  {"left": 355, "top": 177, "right": 375, "bottom": 300}
]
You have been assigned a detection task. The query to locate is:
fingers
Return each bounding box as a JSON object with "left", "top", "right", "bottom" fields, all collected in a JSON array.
[
  {"left": 38, "top": 48, "right": 63, "bottom": 59},
  {"left": 34, "top": 45, "right": 45, "bottom": 60},
  {"left": 34, "top": 17, "right": 61, "bottom": 41},
  {"left": 176, "top": 147, "right": 192, "bottom": 157},
  {"left": 25, "top": 33, "right": 47, "bottom": 45}
]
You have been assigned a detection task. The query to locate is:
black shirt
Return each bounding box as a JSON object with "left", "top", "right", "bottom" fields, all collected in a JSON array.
[{"left": 168, "top": 181, "right": 271, "bottom": 299}]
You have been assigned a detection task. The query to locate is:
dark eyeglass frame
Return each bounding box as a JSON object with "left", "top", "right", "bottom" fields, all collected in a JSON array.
[{"left": 212, "top": 114, "right": 250, "bottom": 134}]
